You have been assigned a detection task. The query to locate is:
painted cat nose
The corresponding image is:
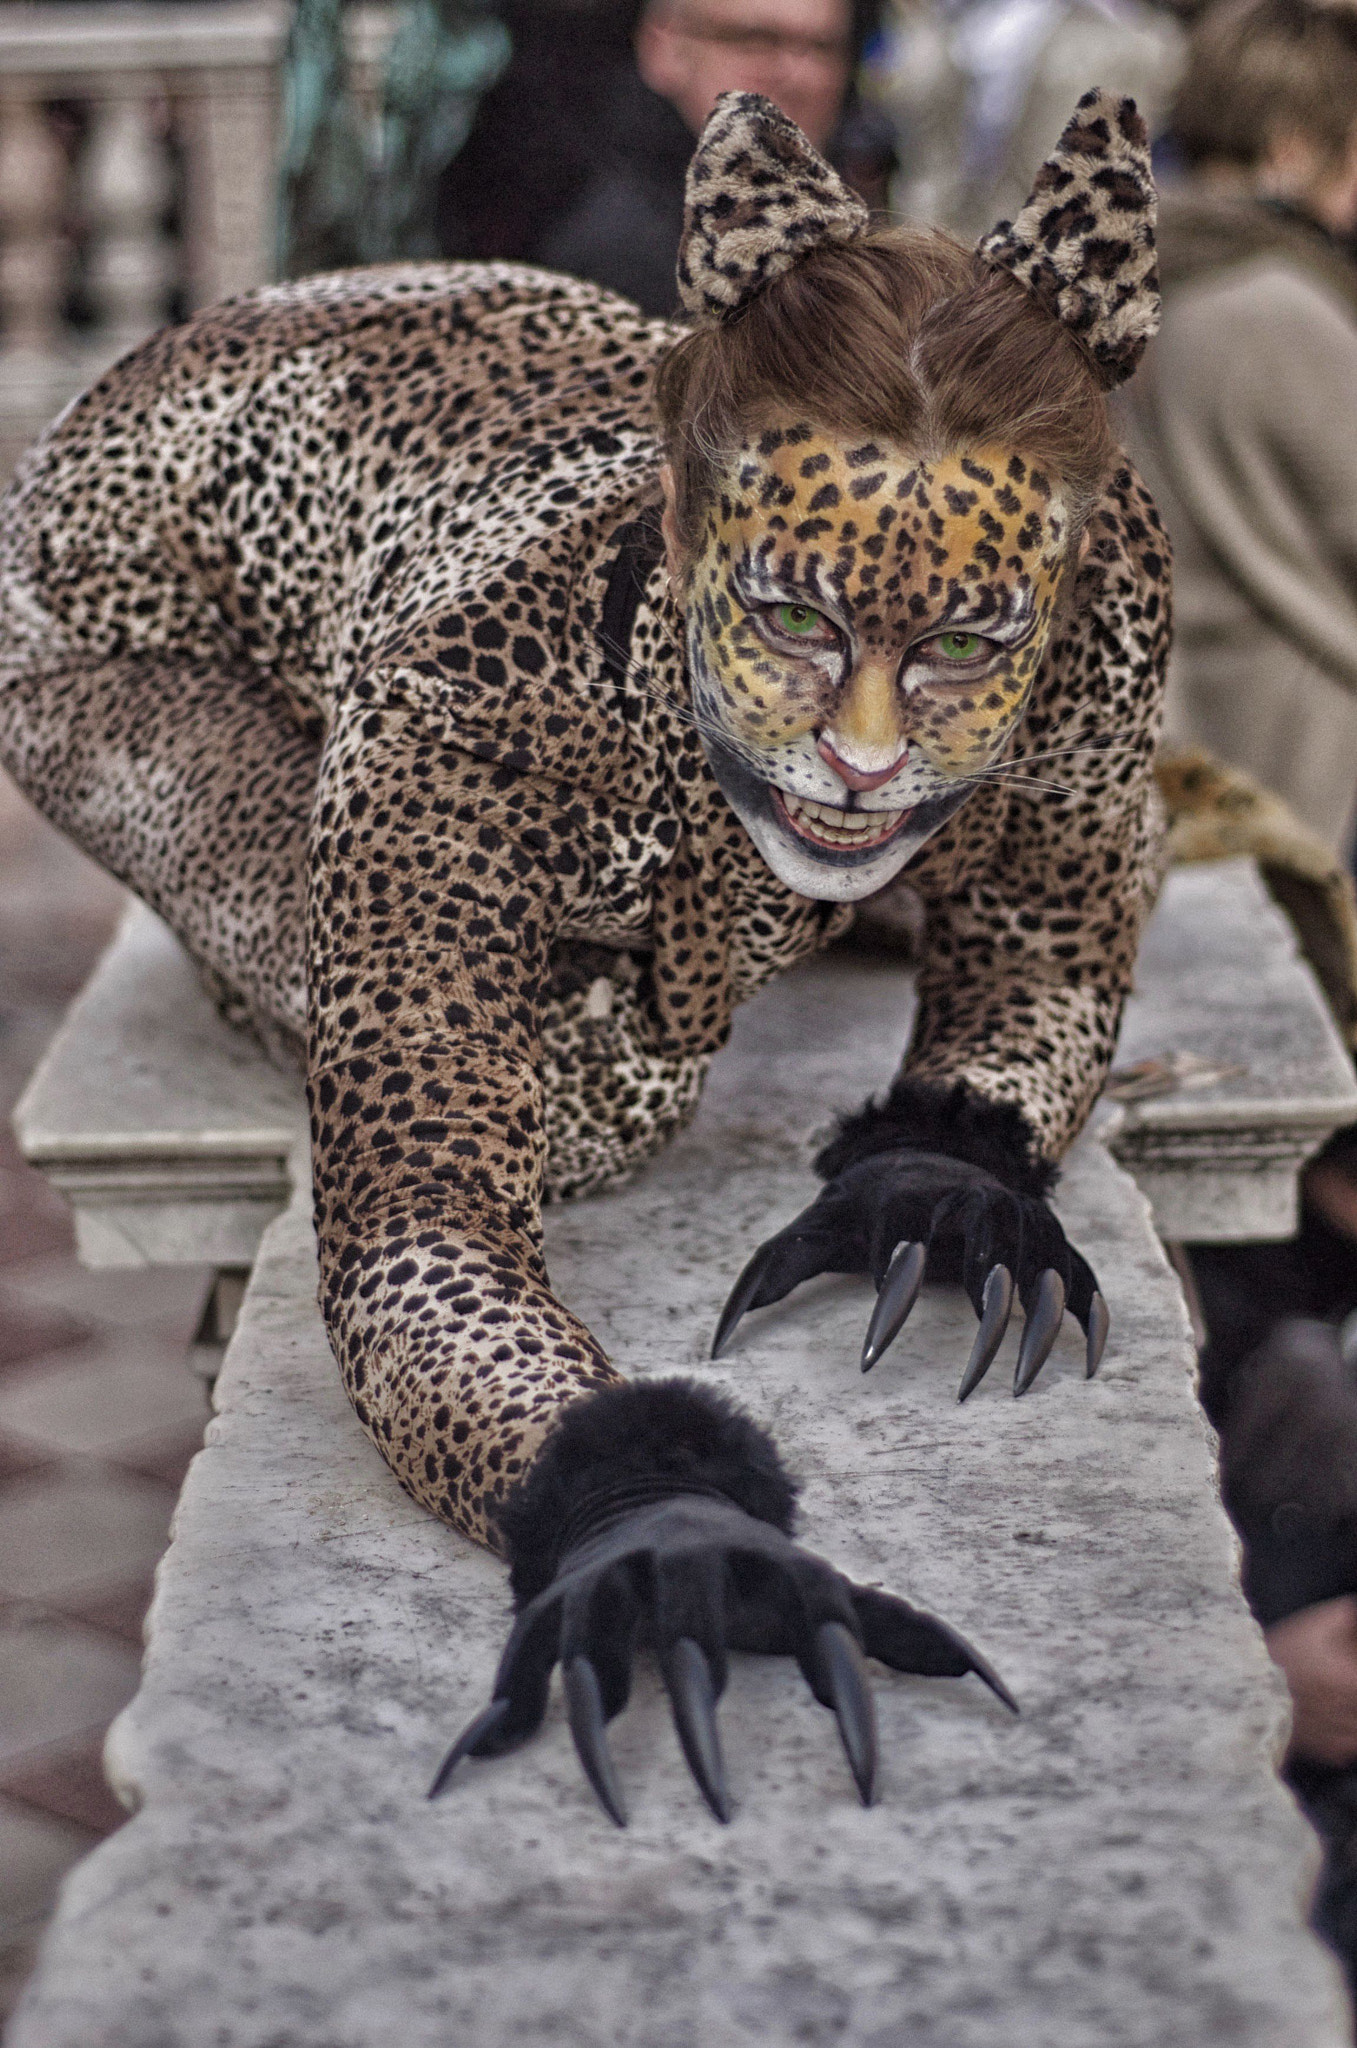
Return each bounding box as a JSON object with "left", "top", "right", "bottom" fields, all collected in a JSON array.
[{"left": 816, "top": 736, "right": 909, "bottom": 792}]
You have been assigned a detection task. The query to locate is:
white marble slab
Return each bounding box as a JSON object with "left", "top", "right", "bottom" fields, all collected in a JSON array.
[
  {"left": 16, "top": 862, "right": 1356, "bottom": 1277},
  {"left": 8, "top": 951, "right": 1348, "bottom": 2048},
  {"left": 13, "top": 900, "right": 303, "bottom": 1270},
  {"left": 1108, "top": 859, "right": 1357, "bottom": 1241}
]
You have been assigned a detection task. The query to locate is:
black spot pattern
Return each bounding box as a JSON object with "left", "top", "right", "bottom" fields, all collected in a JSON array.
[{"left": 0, "top": 266, "right": 1169, "bottom": 1548}]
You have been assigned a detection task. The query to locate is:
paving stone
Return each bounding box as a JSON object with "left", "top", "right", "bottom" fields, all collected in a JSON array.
[
  {"left": 9, "top": 955, "right": 1349, "bottom": 2048},
  {"left": 0, "top": 1282, "right": 88, "bottom": 1372},
  {"left": 0, "top": 1731, "right": 129, "bottom": 1837},
  {"left": 50, "top": 1577, "right": 155, "bottom": 1649},
  {"left": 0, "top": 1471, "right": 175, "bottom": 1605},
  {"left": 0, "top": 1929, "right": 43, "bottom": 2029},
  {"left": 0, "top": 1431, "right": 54, "bottom": 1485},
  {"left": 0, "top": 1259, "right": 213, "bottom": 1348},
  {"left": 0, "top": 1616, "right": 142, "bottom": 1766},
  {"left": 0, "top": 1796, "right": 95, "bottom": 1942},
  {"left": 0, "top": 1148, "right": 76, "bottom": 1268},
  {"left": 0, "top": 1339, "right": 209, "bottom": 1460},
  {"left": 108, "top": 1421, "right": 209, "bottom": 1493}
]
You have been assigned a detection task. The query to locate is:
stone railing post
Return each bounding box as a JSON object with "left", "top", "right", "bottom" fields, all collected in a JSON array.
[
  {"left": 0, "top": 89, "right": 68, "bottom": 356},
  {"left": 174, "top": 66, "right": 279, "bottom": 309},
  {"left": 83, "top": 84, "right": 172, "bottom": 357},
  {"left": 0, "top": 3, "right": 290, "bottom": 485}
]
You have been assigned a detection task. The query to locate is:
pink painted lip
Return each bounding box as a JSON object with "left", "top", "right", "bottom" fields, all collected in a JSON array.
[{"left": 771, "top": 787, "right": 917, "bottom": 853}]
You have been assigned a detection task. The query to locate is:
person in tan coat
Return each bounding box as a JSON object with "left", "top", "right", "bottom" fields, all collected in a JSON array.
[{"left": 1121, "top": 0, "right": 1357, "bottom": 861}]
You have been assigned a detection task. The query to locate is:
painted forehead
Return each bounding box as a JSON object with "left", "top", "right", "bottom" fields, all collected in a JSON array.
[{"left": 707, "top": 426, "right": 1069, "bottom": 627}]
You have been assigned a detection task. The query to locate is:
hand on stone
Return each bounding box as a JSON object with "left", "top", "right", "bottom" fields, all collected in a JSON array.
[
  {"left": 712, "top": 1149, "right": 1109, "bottom": 1399},
  {"left": 1266, "top": 1595, "right": 1357, "bottom": 1768},
  {"left": 428, "top": 1493, "right": 1016, "bottom": 1825}
]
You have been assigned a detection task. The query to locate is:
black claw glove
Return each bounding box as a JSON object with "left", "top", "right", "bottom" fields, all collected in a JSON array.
[
  {"left": 429, "top": 1382, "right": 1016, "bottom": 1826},
  {"left": 713, "top": 1148, "right": 1108, "bottom": 1400}
]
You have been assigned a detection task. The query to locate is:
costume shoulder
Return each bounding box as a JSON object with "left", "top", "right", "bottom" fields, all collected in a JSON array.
[
  {"left": 6, "top": 262, "right": 677, "bottom": 698},
  {"left": 31, "top": 262, "right": 676, "bottom": 456}
]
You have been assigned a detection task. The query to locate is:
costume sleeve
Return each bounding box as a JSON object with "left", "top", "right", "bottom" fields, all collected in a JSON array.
[
  {"left": 1143, "top": 261, "right": 1357, "bottom": 695},
  {"left": 307, "top": 681, "right": 621, "bottom": 1551},
  {"left": 897, "top": 465, "right": 1170, "bottom": 1164}
]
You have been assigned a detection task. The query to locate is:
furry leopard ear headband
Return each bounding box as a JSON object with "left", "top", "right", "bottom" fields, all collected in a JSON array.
[{"left": 676, "top": 87, "right": 1159, "bottom": 390}]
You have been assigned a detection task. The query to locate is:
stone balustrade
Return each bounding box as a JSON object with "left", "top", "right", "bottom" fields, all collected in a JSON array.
[
  {"left": 0, "top": 1, "right": 292, "bottom": 481},
  {"left": 7, "top": 859, "right": 1356, "bottom": 2045}
]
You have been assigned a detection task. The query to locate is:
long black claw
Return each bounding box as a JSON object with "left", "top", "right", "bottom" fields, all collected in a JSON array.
[
  {"left": 712, "top": 1245, "right": 776, "bottom": 1360},
  {"left": 958, "top": 1265, "right": 1014, "bottom": 1402},
  {"left": 663, "top": 1636, "right": 731, "bottom": 1823},
  {"left": 932, "top": 1616, "right": 1021, "bottom": 1715},
  {"left": 427, "top": 1697, "right": 512, "bottom": 1799},
  {"left": 1085, "top": 1291, "right": 1110, "bottom": 1378},
  {"left": 564, "top": 1655, "right": 628, "bottom": 1827},
  {"left": 815, "top": 1621, "right": 877, "bottom": 1806},
  {"left": 1014, "top": 1268, "right": 1066, "bottom": 1396},
  {"left": 861, "top": 1240, "right": 926, "bottom": 1373}
]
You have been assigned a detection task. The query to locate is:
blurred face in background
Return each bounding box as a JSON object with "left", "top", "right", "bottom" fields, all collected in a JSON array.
[
  {"left": 636, "top": 0, "right": 853, "bottom": 150},
  {"left": 1260, "top": 119, "right": 1357, "bottom": 235}
]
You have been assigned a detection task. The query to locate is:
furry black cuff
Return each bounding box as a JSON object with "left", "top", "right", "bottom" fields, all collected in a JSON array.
[
  {"left": 812, "top": 1078, "right": 1057, "bottom": 1200},
  {"left": 498, "top": 1378, "right": 799, "bottom": 1606}
]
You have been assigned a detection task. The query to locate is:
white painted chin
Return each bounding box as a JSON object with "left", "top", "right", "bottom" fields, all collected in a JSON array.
[
  {"left": 739, "top": 790, "right": 933, "bottom": 900},
  {"left": 696, "top": 726, "right": 977, "bottom": 903}
]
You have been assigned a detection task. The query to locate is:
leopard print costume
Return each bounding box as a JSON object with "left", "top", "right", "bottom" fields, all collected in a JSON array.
[{"left": 0, "top": 96, "right": 1169, "bottom": 1553}]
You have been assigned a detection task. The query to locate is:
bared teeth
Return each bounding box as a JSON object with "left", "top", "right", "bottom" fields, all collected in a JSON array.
[{"left": 782, "top": 794, "right": 906, "bottom": 847}]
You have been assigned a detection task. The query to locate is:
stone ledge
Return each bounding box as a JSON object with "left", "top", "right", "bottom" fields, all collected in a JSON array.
[
  {"left": 6, "top": 950, "right": 1349, "bottom": 2048},
  {"left": 1107, "top": 859, "right": 1357, "bottom": 1241},
  {"left": 13, "top": 899, "right": 304, "bottom": 1269}
]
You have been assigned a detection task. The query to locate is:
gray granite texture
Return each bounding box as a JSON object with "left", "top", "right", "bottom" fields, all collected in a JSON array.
[
  {"left": 17, "top": 862, "right": 1356, "bottom": 1278},
  {"left": 8, "top": 949, "right": 1348, "bottom": 2048},
  {"left": 13, "top": 902, "right": 302, "bottom": 1269},
  {"left": 1108, "top": 860, "right": 1357, "bottom": 1241}
]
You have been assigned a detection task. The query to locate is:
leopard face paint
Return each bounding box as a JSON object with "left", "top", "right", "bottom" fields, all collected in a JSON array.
[{"left": 682, "top": 426, "right": 1071, "bottom": 899}]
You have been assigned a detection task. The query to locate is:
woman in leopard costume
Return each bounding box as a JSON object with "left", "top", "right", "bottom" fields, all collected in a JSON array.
[{"left": 0, "top": 91, "right": 1168, "bottom": 1821}]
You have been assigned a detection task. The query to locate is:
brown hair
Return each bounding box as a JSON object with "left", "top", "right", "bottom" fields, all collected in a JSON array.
[
  {"left": 654, "top": 225, "right": 1117, "bottom": 568},
  {"left": 1171, "top": 0, "right": 1357, "bottom": 171}
]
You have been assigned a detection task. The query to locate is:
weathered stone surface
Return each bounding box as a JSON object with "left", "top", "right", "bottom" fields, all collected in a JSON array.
[
  {"left": 1108, "top": 860, "right": 1357, "bottom": 1242},
  {"left": 18, "top": 862, "right": 1356, "bottom": 1275},
  {"left": 9, "top": 950, "right": 1348, "bottom": 2047},
  {"left": 13, "top": 902, "right": 302, "bottom": 1269}
]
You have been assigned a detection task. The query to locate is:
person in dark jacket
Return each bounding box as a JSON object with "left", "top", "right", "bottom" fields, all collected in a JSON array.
[{"left": 437, "top": 0, "right": 892, "bottom": 315}]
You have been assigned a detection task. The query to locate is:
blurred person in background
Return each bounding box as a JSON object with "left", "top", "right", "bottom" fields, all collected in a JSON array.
[
  {"left": 437, "top": 0, "right": 892, "bottom": 311},
  {"left": 1122, "top": 0, "right": 1357, "bottom": 862},
  {"left": 868, "top": 0, "right": 1184, "bottom": 238},
  {"left": 1117, "top": 0, "right": 1357, "bottom": 1993}
]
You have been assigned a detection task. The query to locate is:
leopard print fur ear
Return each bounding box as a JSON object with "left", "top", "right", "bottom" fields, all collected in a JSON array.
[
  {"left": 677, "top": 90, "right": 869, "bottom": 323},
  {"left": 978, "top": 89, "right": 1158, "bottom": 390}
]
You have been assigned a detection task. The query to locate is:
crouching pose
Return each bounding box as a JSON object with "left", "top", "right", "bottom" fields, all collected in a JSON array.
[{"left": 0, "top": 91, "right": 1168, "bottom": 1823}]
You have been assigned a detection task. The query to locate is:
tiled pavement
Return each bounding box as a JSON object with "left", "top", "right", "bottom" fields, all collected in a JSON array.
[{"left": 0, "top": 771, "right": 212, "bottom": 2026}]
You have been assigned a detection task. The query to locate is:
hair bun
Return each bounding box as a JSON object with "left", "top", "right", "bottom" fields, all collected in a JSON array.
[
  {"left": 676, "top": 91, "right": 870, "bottom": 323},
  {"left": 978, "top": 89, "right": 1159, "bottom": 390}
]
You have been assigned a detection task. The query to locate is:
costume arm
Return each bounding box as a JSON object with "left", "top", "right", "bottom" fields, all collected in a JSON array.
[
  {"left": 837, "top": 465, "right": 1170, "bottom": 1177},
  {"left": 312, "top": 679, "right": 1013, "bottom": 1810},
  {"left": 711, "top": 470, "right": 1168, "bottom": 1389},
  {"left": 308, "top": 683, "right": 621, "bottom": 1549}
]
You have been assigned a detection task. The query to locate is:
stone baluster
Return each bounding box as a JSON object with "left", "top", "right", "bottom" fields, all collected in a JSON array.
[
  {"left": 0, "top": 89, "right": 68, "bottom": 357},
  {"left": 83, "top": 84, "right": 172, "bottom": 357},
  {"left": 175, "top": 65, "right": 277, "bottom": 308},
  {"left": 0, "top": 87, "right": 71, "bottom": 479}
]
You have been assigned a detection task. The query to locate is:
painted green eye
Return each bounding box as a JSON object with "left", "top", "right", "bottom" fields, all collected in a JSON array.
[
  {"left": 938, "top": 631, "right": 982, "bottom": 660},
  {"left": 775, "top": 603, "right": 826, "bottom": 638}
]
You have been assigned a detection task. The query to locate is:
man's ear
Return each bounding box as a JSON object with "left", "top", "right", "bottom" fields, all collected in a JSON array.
[
  {"left": 659, "top": 465, "right": 685, "bottom": 599},
  {"left": 978, "top": 89, "right": 1158, "bottom": 390}
]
